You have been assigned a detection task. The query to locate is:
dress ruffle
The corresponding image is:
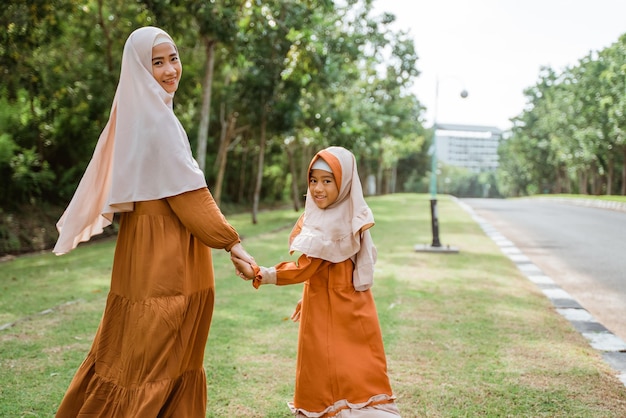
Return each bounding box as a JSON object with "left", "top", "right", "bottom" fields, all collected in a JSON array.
[
  {"left": 61, "top": 356, "right": 207, "bottom": 416},
  {"left": 56, "top": 288, "right": 213, "bottom": 417},
  {"left": 289, "top": 394, "right": 399, "bottom": 417},
  {"left": 252, "top": 264, "right": 263, "bottom": 289}
]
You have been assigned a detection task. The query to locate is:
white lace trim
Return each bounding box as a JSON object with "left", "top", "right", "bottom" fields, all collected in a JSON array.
[{"left": 288, "top": 393, "right": 397, "bottom": 417}]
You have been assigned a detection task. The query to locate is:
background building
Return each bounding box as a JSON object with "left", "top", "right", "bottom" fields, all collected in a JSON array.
[{"left": 435, "top": 123, "right": 502, "bottom": 172}]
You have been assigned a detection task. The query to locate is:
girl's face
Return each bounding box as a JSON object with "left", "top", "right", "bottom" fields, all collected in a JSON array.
[
  {"left": 309, "top": 169, "right": 339, "bottom": 209},
  {"left": 151, "top": 42, "right": 182, "bottom": 93}
]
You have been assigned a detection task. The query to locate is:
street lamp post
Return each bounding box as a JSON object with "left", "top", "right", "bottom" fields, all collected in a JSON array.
[{"left": 417, "top": 77, "right": 467, "bottom": 253}]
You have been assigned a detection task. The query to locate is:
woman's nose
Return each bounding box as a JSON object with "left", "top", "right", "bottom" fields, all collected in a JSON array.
[{"left": 165, "top": 63, "right": 177, "bottom": 75}]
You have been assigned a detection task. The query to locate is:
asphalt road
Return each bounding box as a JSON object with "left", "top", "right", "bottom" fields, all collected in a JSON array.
[{"left": 461, "top": 198, "right": 626, "bottom": 341}]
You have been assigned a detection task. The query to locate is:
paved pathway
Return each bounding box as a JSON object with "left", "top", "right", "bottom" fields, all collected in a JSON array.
[{"left": 457, "top": 198, "right": 626, "bottom": 387}]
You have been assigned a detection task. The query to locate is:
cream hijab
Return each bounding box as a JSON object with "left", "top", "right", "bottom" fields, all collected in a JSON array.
[
  {"left": 53, "top": 27, "right": 206, "bottom": 255},
  {"left": 289, "top": 146, "right": 377, "bottom": 291}
]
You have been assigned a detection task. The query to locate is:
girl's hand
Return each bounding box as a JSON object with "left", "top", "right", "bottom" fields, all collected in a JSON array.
[{"left": 290, "top": 299, "right": 303, "bottom": 322}]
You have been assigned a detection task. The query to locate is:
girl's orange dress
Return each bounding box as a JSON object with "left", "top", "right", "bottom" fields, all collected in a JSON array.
[
  {"left": 56, "top": 188, "right": 239, "bottom": 417},
  {"left": 267, "top": 254, "right": 397, "bottom": 417}
]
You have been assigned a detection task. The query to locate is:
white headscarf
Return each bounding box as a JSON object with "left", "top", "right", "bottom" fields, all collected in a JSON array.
[
  {"left": 53, "top": 27, "right": 207, "bottom": 255},
  {"left": 289, "top": 146, "right": 377, "bottom": 291}
]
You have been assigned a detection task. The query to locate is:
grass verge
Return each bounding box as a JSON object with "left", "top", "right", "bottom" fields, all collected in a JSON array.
[{"left": 1, "top": 194, "right": 625, "bottom": 417}]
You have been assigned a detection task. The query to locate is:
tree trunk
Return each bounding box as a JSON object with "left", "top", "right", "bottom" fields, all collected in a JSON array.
[
  {"left": 96, "top": 0, "right": 113, "bottom": 73},
  {"left": 213, "top": 74, "right": 232, "bottom": 203},
  {"left": 563, "top": 165, "right": 572, "bottom": 193},
  {"left": 554, "top": 166, "right": 564, "bottom": 194},
  {"left": 607, "top": 158, "right": 614, "bottom": 195},
  {"left": 215, "top": 115, "right": 248, "bottom": 205},
  {"left": 376, "top": 157, "right": 383, "bottom": 196},
  {"left": 237, "top": 141, "right": 249, "bottom": 204},
  {"left": 196, "top": 36, "right": 216, "bottom": 172},
  {"left": 390, "top": 164, "right": 397, "bottom": 194},
  {"left": 590, "top": 163, "right": 600, "bottom": 195},
  {"left": 301, "top": 145, "right": 311, "bottom": 195},
  {"left": 252, "top": 107, "right": 267, "bottom": 224},
  {"left": 622, "top": 147, "right": 626, "bottom": 196},
  {"left": 578, "top": 169, "right": 588, "bottom": 195},
  {"left": 286, "top": 145, "right": 300, "bottom": 211},
  {"left": 213, "top": 108, "right": 236, "bottom": 206}
]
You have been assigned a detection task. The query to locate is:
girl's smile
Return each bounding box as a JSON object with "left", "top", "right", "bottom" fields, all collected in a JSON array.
[{"left": 309, "top": 168, "right": 339, "bottom": 209}]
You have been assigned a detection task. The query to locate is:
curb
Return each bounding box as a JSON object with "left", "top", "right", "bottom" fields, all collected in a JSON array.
[
  {"left": 531, "top": 197, "right": 626, "bottom": 213},
  {"left": 457, "top": 200, "right": 626, "bottom": 387}
]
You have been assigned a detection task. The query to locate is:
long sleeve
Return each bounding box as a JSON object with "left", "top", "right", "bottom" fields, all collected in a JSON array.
[
  {"left": 275, "top": 255, "right": 328, "bottom": 285},
  {"left": 166, "top": 187, "right": 240, "bottom": 251},
  {"left": 253, "top": 254, "right": 329, "bottom": 288}
]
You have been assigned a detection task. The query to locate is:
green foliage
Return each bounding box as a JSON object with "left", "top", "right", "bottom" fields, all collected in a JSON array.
[
  {"left": 501, "top": 33, "right": 626, "bottom": 196},
  {"left": 10, "top": 147, "right": 56, "bottom": 201},
  {"left": 1, "top": 0, "right": 428, "bottom": 213},
  {"left": 0, "top": 209, "right": 22, "bottom": 253},
  {"left": 3, "top": 0, "right": 626, "bottom": 210},
  {"left": 437, "top": 165, "right": 502, "bottom": 198},
  {"left": 0, "top": 134, "right": 17, "bottom": 165}
]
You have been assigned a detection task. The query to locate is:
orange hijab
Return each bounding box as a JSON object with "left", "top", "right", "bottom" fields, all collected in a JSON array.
[
  {"left": 53, "top": 27, "right": 206, "bottom": 255},
  {"left": 289, "top": 146, "right": 377, "bottom": 291}
]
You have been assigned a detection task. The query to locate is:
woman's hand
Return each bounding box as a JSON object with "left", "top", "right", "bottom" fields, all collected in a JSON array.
[
  {"left": 229, "top": 242, "right": 255, "bottom": 265},
  {"left": 231, "top": 255, "right": 255, "bottom": 280},
  {"left": 229, "top": 243, "right": 256, "bottom": 280}
]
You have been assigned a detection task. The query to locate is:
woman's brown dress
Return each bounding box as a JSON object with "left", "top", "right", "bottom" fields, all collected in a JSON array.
[{"left": 56, "top": 188, "right": 240, "bottom": 417}]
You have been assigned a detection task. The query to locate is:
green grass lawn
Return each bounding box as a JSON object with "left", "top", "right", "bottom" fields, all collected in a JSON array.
[{"left": 1, "top": 194, "right": 625, "bottom": 417}]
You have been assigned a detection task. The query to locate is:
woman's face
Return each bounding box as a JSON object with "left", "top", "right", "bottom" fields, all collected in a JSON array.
[{"left": 151, "top": 42, "right": 182, "bottom": 93}]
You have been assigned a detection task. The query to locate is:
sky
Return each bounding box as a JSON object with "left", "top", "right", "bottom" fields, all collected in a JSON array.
[{"left": 372, "top": 0, "right": 626, "bottom": 131}]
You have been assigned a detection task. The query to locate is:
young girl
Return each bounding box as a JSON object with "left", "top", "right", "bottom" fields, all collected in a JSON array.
[
  {"left": 233, "top": 146, "right": 401, "bottom": 417},
  {"left": 53, "top": 27, "right": 254, "bottom": 417}
]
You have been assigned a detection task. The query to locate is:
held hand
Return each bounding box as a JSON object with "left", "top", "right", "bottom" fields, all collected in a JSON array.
[
  {"left": 290, "top": 299, "right": 303, "bottom": 322},
  {"left": 231, "top": 255, "right": 255, "bottom": 280},
  {"left": 230, "top": 243, "right": 255, "bottom": 266}
]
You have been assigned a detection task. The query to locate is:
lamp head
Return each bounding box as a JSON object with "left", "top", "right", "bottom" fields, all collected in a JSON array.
[{"left": 460, "top": 90, "right": 469, "bottom": 99}]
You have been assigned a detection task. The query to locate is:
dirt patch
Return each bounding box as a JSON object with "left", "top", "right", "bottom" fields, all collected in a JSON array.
[
  {"left": 0, "top": 204, "right": 117, "bottom": 257},
  {"left": 0, "top": 203, "right": 63, "bottom": 255}
]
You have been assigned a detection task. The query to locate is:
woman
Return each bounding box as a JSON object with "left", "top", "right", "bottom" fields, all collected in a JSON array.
[{"left": 53, "top": 26, "right": 254, "bottom": 417}]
